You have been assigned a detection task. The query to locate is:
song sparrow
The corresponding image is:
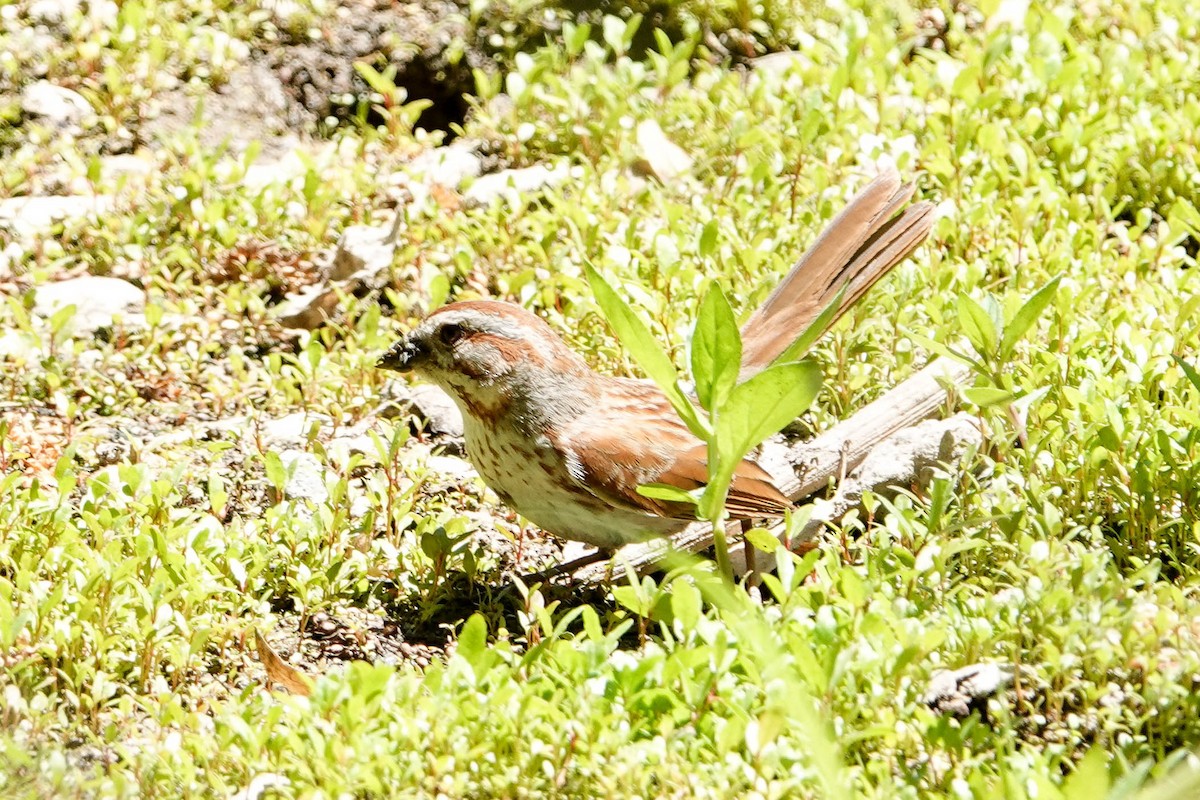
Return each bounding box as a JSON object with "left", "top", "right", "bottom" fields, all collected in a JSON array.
[{"left": 379, "top": 167, "right": 933, "bottom": 552}]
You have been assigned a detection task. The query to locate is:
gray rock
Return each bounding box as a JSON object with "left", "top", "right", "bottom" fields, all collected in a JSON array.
[
  {"left": 93, "top": 428, "right": 136, "bottom": 467},
  {"left": 21, "top": 80, "right": 92, "bottom": 130},
  {"left": 424, "top": 454, "right": 477, "bottom": 482},
  {"left": 1, "top": 19, "right": 56, "bottom": 79},
  {"left": 403, "top": 143, "right": 483, "bottom": 190},
  {"left": 260, "top": 412, "right": 333, "bottom": 449},
  {"left": 0, "top": 242, "right": 22, "bottom": 281},
  {"left": 348, "top": 495, "right": 373, "bottom": 520},
  {"left": 327, "top": 222, "right": 398, "bottom": 282},
  {"left": 277, "top": 217, "right": 400, "bottom": 330},
  {"left": 462, "top": 163, "right": 568, "bottom": 209},
  {"left": 263, "top": 0, "right": 305, "bottom": 30},
  {"left": 142, "top": 62, "right": 297, "bottom": 158},
  {"left": 632, "top": 120, "right": 693, "bottom": 184},
  {"left": 240, "top": 142, "right": 312, "bottom": 191},
  {"left": 99, "top": 155, "right": 154, "bottom": 181},
  {"left": 274, "top": 283, "right": 337, "bottom": 330},
  {"left": 0, "top": 196, "right": 110, "bottom": 236},
  {"left": 32, "top": 276, "right": 146, "bottom": 337},
  {"left": 324, "top": 419, "right": 392, "bottom": 463},
  {"left": 391, "top": 383, "right": 464, "bottom": 440},
  {"left": 0, "top": 330, "right": 42, "bottom": 362},
  {"left": 25, "top": 0, "right": 82, "bottom": 26},
  {"left": 279, "top": 450, "right": 331, "bottom": 505},
  {"left": 750, "top": 51, "right": 806, "bottom": 75},
  {"left": 390, "top": 143, "right": 483, "bottom": 214},
  {"left": 921, "top": 663, "right": 1021, "bottom": 719}
]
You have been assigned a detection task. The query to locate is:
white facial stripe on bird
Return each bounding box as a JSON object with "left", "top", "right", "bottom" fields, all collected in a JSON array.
[{"left": 425, "top": 309, "right": 527, "bottom": 341}]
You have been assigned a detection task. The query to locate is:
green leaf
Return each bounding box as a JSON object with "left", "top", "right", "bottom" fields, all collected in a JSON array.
[
  {"left": 48, "top": 304, "right": 77, "bottom": 335},
  {"left": 1001, "top": 274, "right": 1061, "bottom": 358},
  {"left": 612, "top": 585, "right": 648, "bottom": 616},
  {"left": 586, "top": 264, "right": 707, "bottom": 436},
  {"left": 262, "top": 451, "right": 286, "bottom": 490},
  {"left": 690, "top": 285, "right": 741, "bottom": 411},
  {"left": 669, "top": 579, "right": 701, "bottom": 629},
  {"left": 698, "top": 219, "right": 719, "bottom": 258},
  {"left": 354, "top": 61, "right": 398, "bottom": 97},
  {"left": 908, "top": 331, "right": 987, "bottom": 373},
  {"left": 1096, "top": 425, "right": 1121, "bottom": 453},
  {"left": 744, "top": 527, "right": 781, "bottom": 554},
  {"left": 717, "top": 713, "right": 748, "bottom": 755},
  {"left": 1174, "top": 355, "right": 1200, "bottom": 393},
  {"left": 601, "top": 15, "right": 628, "bottom": 53},
  {"left": 951, "top": 64, "right": 981, "bottom": 101},
  {"left": 1061, "top": 747, "right": 1109, "bottom": 800},
  {"left": 716, "top": 361, "right": 821, "bottom": 463},
  {"left": 702, "top": 361, "right": 821, "bottom": 518},
  {"left": 456, "top": 613, "right": 487, "bottom": 670},
  {"left": 957, "top": 293, "right": 1000, "bottom": 357},
  {"left": 637, "top": 483, "right": 698, "bottom": 505},
  {"left": 963, "top": 386, "right": 1016, "bottom": 407}
]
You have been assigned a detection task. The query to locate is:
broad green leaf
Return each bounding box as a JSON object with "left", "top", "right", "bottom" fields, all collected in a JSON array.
[
  {"left": 612, "top": 585, "right": 647, "bottom": 616},
  {"left": 690, "top": 285, "right": 741, "bottom": 411},
  {"left": 963, "top": 386, "right": 1016, "bottom": 407},
  {"left": 957, "top": 294, "right": 999, "bottom": 357},
  {"left": 1061, "top": 747, "right": 1109, "bottom": 799},
  {"left": 601, "top": 14, "right": 628, "bottom": 53},
  {"left": 1001, "top": 274, "right": 1061, "bottom": 358},
  {"left": 637, "top": 482, "right": 698, "bottom": 505},
  {"left": 262, "top": 451, "right": 286, "bottom": 490},
  {"left": 48, "top": 304, "right": 77, "bottom": 335},
  {"left": 702, "top": 361, "right": 821, "bottom": 518},
  {"left": 456, "top": 613, "right": 487, "bottom": 669},
  {"left": 951, "top": 63, "right": 982, "bottom": 101},
  {"left": 698, "top": 219, "right": 719, "bottom": 257},
  {"left": 1096, "top": 425, "right": 1121, "bottom": 453},
  {"left": 716, "top": 360, "right": 822, "bottom": 464},
  {"left": 579, "top": 604, "right": 603, "bottom": 642},
  {"left": 669, "top": 579, "right": 701, "bottom": 629},
  {"left": 743, "top": 527, "right": 781, "bottom": 554},
  {"left": 717, "top": 713, "right": 748, "bottom": 755},
  {"left": 908, "top": 331, "right": 987, "bottom": 373},
  {"left": 772, "top": 284, "right": 847, "bottom": 365},
  {"left": 1166, "top": 198, "right": 1200, "bottom": 247},
  {"left": 586, "top": 265, "right": 707, "bottom": 435}
]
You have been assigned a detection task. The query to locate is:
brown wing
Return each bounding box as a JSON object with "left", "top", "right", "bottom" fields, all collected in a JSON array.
[
  {"left": 555, "top": 379, "right": 792, "bottom": 522},
  {"left": 739, "top": 165, "right": 935, "bottom": 375}
]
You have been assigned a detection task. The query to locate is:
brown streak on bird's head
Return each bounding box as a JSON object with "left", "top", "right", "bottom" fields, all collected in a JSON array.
[{"left": 379, "top": 300, "right": 594, "bottom": 425}]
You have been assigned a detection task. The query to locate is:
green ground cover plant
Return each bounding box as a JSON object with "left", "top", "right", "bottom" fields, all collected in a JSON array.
[{"left": 2, "top": 0, "right": 1200, "bottom": 796}]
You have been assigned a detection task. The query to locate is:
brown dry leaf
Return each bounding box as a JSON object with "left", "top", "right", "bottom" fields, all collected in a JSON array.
[
  {"left": 253, "top": 629, "right": 314, "bottom": 696},
  {"left": 212, "top": 238, "right": 319, "bottom": 296},
  {"left": 1, "top": 409, "right": 69, "bottom": 486},
  {"left": 429, "top": 182, "right": 463, "bottom": 212}
]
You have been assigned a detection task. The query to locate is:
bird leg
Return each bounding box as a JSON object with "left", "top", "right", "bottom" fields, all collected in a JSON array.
[{"left": 518, "top": 547, "right": 615, "bottom": 584}]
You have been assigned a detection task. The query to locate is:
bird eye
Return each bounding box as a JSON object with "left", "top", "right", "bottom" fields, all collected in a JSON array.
[{"left": 438, "top": 323, "right": 466, "bottom": 346}]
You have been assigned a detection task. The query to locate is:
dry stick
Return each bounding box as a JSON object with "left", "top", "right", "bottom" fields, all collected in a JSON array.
[{"left": 574, "top": 358, "right": 974, "bottom": 583}]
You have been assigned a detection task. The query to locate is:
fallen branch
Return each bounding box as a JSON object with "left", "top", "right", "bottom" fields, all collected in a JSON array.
[{"left": 573, "top": 358, "right": 975, "bottom": 582}]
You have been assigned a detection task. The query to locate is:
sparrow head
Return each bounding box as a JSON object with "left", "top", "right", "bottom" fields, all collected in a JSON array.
[{"left": 378, "top": 300, "right": 593, "bottom": 398}]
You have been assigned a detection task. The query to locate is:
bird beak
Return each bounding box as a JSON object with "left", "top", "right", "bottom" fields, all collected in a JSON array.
[{"left": 377, "top": 335, "right": 423, "bottom": 373}]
